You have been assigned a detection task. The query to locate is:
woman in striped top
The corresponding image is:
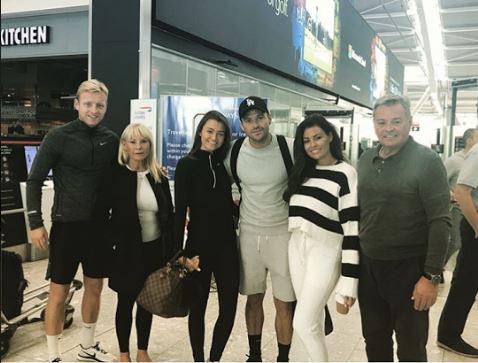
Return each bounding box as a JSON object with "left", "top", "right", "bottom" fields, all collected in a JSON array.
[{"left": 284, "top": 114, "right": 360, "bottom": 361}]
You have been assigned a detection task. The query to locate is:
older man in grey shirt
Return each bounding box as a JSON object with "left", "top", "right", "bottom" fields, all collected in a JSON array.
[
  {"left": 438, "top": 140, "right": 478, "bottom": 358},
  {"left": 358, "top": 95, "right": 450, "bottom": 361}
]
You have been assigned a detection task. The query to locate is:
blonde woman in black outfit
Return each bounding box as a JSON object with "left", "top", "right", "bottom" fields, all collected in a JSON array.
[
  {"left": 95, "top": 123, "right": 199, "bottom": 362},
  {"left": 175, "top": 111, "right": 239, "bottom": 362}
]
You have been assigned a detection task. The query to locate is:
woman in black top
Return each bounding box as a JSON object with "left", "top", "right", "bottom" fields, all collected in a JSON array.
[
  {"left": 96, "top": 123, "right": 198, "bottom": 362},
  {"left": 174, "top": 110, "right": 239, "bottom": 362}
]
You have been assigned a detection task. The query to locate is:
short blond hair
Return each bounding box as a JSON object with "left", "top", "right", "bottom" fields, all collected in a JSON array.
[
  {"left": 118, "top": 123, "right": 163, "bottom": 183},
  {"left": 76, "top": 79, "right": 109, "bottom": 100}
]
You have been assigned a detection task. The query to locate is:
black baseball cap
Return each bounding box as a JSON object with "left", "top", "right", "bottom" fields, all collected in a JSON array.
[{"left": 238, "top": 96, "right": 269, "bottom": 119}]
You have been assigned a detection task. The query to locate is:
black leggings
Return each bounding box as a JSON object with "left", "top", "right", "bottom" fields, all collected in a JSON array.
[
  {"left": 115, "top": 240, "right": 165, "bottom": 353},
  {"left": 116, "top": 293, "right": 153, "bottom": 352},
  {"left": 188, "top": 248, "right": 239, "bottom": 361}
]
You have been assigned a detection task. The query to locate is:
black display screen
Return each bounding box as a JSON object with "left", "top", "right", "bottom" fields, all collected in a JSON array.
[{"left": 154, "top": 0, "right": 404, "bottom": 108}]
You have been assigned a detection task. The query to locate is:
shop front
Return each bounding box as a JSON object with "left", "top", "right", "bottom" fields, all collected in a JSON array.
[{"left": 1, "top": 8, "right": 88, "bottom": 254}]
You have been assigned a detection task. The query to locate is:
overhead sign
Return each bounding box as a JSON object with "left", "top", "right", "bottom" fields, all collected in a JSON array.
[{"left": 1, "top": 26, "right": 50, "bottom": 46}]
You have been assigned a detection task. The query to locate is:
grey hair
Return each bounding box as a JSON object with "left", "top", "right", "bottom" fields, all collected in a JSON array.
[
  {"left": 462, "top": 128, "right": 477, "bottom": 144},
  {"left": 373, "top": 95, "right": 412, "bottom": 120}
]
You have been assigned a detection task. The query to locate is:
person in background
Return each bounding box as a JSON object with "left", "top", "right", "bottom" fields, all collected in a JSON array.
[
  {"left": 174, "top": 111, "right": 239, "bottom": 362},
  {"left": 437, "top": 130, "right": 478, "bottom": 359},
  {"left": 442, "top": 128, "right": 478, "bottom": 272},
  {"left": 8, "top": 121, "right": 25, "bottom": 134},
  {"left": 283, "top": 115, "right": 359, "bottom": 361},
  {"left": 26, "top": 79, "right": 118, "bottom": 362},
  {"left": 357, "top": 94, "right": 450, "bottom": 361},
  {"left": 95, "top": 123, "right": 197, "bottom": 362}
]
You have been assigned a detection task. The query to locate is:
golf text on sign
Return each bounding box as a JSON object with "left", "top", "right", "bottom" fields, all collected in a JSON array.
[{"left": 1, "top": 26, "right": 50, "bottom": 46}]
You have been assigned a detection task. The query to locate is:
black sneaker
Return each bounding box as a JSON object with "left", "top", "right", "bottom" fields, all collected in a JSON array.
[
  {"left": 246, "top": 354, "right": 262, "bottom": 362},
  {"left": 437, "top": 337, "right": 478, "bottom": 358}
]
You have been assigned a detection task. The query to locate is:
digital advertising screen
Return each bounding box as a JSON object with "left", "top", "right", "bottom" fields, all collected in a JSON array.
[
  {"left": 387, "top": 48, "right": 405, "bottom": 95},
  {"left": 154, "top": 0, "right": 404, "bottom": 108},
  {"left": 291, "top": 0, "right": 340, "bottom": 89},
  {"left": 334, "top": 0, "right": 374, "bottom": 106},
  {"left": 369, "top": 35, "right": 388, "bottom": 104}
]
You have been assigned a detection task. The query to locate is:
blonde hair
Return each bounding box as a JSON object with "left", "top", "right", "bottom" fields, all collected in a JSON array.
[
  {"left": 76, "top": 79, "right": 109, "bottom": 100},
  {"left": 118, "top": 123, "right": 163, "bottom": 183}
]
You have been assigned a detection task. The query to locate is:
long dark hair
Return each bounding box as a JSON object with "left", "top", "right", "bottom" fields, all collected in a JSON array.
[
  {"left": 188, "top": 110, "right": 232, "bottom": 161},
  {"left": 283, "top": 114, "right": 343, "bottom": 201}
]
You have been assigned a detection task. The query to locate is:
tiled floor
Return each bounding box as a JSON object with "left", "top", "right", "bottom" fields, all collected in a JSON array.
[{"left": 2, "top": 255, "right": 477, "bottom": 362}]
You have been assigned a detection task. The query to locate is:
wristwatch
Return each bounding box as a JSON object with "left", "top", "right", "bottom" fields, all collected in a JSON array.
[{"left": 423, "top": 272, "right": 441, "bottom": 285}]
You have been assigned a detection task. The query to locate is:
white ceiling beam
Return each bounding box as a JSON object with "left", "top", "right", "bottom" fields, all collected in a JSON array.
[
  {"left": 391, "top": 47, "right": 421, "bottom": 53},
  {"left": 444, "top": 33, "right": 478, "bottom": 43},
  {"left": 447, "top": 51, "right": 478, "bottom": 62},
  {"left": 411, "top": 0, "right": 442, "bottom": 115},
  {"left": 447, "top": 61, "right": 478, "bottom": 66},
  {"left": 445, "top": 44, "right": 478, "bottom": 51},
  {"left": 378, "top": 30, "right": 415, "bottom": 36},
  {"left": 368, "top": 20, "right": 413, "bottom": 31},
  {"left": 386, "top": 34, "right": 416, "bottom": 46},
  {"left": 441, "top": 6, "right": 478, "bottom": 14},
  {"left": 360, "top": 0, "right": 400, "bottom": 15},
  {"left": 412, "top": 87, "right": 431, "bottom": 116},
  {"left": 398, "top": 58, "right": 421, "bottom": 64},
  {"left": 363, "top": 11, "right": 407, "bottom": 20},
  {"left": 443, "top": 26, "right": 478, "bottom": 33}
]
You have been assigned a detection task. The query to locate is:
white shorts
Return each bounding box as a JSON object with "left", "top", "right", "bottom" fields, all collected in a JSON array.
[{"left": 238, "top": 229, "right": 296, "bottom": 302}]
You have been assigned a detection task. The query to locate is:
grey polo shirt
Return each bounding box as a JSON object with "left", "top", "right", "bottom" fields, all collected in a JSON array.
[
  {"left": 358, "top": 137, "right": 451, "bottom": 274},
  {"left": 445, "top": 150, "right": 466, "bottom": 191},
  {"left": 457, "top": 143, "right": 478, "bottom": 210}
]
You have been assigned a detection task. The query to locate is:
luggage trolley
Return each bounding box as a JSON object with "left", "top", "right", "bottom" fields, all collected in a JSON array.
[{"left": 1, "top": 279, "right": 83, "bottom": 358}]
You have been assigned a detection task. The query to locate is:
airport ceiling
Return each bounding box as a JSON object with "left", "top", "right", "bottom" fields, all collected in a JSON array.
[{"left": 352, "top": 0, "right": 478, "bottom": 118}]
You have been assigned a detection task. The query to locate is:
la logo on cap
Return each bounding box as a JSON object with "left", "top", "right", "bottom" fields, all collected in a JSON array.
[{"left": 246, "top": 99, "right": 255, "bottom": 107}]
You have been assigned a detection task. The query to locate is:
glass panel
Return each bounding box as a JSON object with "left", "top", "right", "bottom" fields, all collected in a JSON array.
[
  {"left": 239, "top": 76, "right": 259, "bottom": 96},
  {"left": 150, "top": 48, "right": 334, "bottom": 131},
  {"left": 151, "top": 49, "right": 187, "bottom": 96},
  {"left": 258, "top": 83, "right": 276, "bottom": 101},
  {"left": 186, "top": 61, "right": 215, "bottom": 95},
  {"left": 216, "top": 70, "right": 239, "bottom": 96}
]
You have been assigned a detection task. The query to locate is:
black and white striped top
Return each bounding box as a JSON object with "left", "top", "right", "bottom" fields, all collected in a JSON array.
[{"left": 288, "top": 161, "right": 360, "bottom": 298}]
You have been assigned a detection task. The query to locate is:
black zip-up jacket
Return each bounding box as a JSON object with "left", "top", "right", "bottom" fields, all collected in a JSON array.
[
  {"left": 94, "top": 165, "right": 175, "bottom": 295},
  {"left": 26, "top": 119, "right": 118, "bottom": 229},
  {"left": 174, "top": 149, "right": 236, "bottom": 258}
]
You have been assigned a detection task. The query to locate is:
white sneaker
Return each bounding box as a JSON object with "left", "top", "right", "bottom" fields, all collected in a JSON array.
[{"left": 77, "top": 342, "right": 116, "bottom": 362}]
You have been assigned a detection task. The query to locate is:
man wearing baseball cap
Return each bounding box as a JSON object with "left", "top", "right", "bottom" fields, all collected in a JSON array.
[{"left": 225, "top": 96, "right": 295, "bottom": 362}]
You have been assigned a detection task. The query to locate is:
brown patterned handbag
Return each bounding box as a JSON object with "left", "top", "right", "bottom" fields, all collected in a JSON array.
[{"left": 136, "top": 250, "right": 189, "bottom": 318}]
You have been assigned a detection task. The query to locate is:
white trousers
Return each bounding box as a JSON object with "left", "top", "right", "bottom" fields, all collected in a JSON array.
[{"left": 289, "top": 230, "right": 341, "bottom": 362}]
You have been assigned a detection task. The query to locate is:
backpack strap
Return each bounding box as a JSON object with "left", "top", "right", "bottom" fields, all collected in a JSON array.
[
  {"left": 231, "top": 135, "right": 292, "bottom": 193},
  {"left": 277, "top": 135, "right": 293, "bottom": 176},
  {"left": 230, "top": 137, "right": 245, "bottom": 193}
]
